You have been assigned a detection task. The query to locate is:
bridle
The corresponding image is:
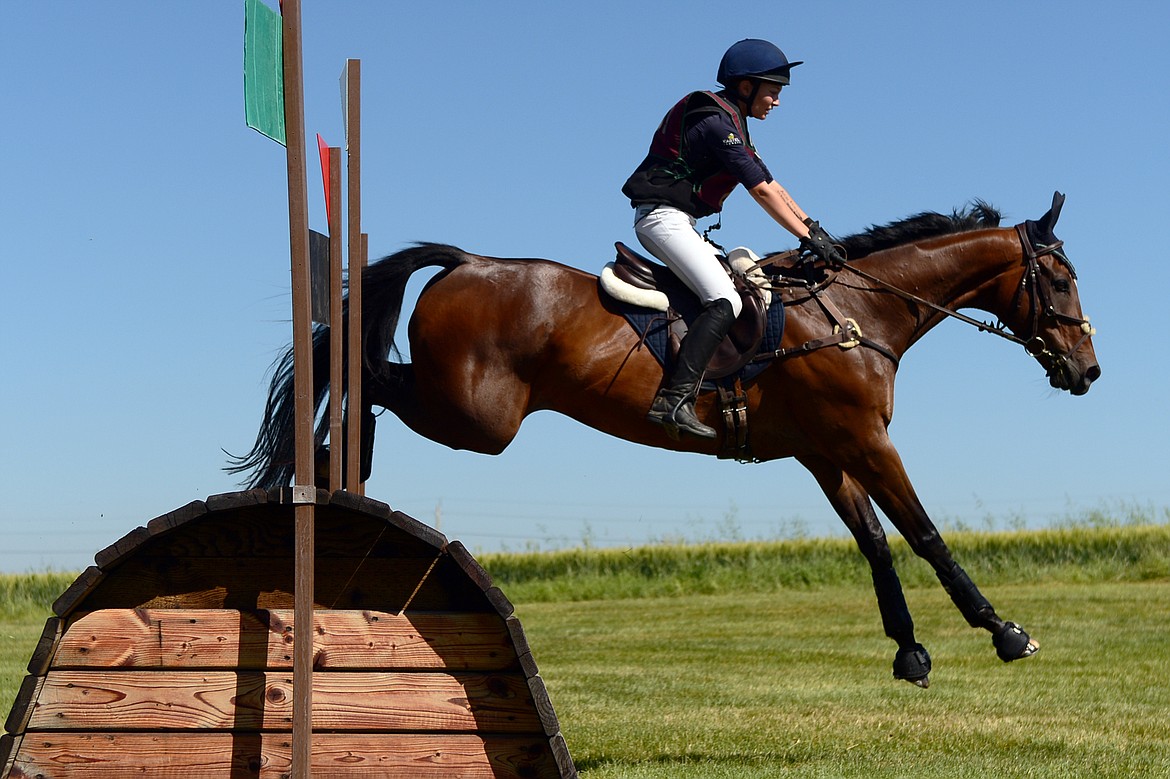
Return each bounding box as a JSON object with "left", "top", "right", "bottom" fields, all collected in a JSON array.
[
  {"left": 1008, "top": 223, "right": 1096, "bottom": 369},
  {"left": 820, "top": 224, "right": 1096, "bottom": 374}
]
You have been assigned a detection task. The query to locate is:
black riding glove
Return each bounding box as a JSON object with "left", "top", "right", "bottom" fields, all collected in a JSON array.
[{"left": 799, "top": 218, "right": 846, "bottom": 267}]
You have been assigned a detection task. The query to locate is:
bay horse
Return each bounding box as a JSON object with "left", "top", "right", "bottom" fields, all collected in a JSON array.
[{"left": 232, "top": 192, "right": 1099, "bottom": 686}]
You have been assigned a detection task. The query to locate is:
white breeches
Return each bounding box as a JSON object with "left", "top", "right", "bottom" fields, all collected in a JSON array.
[{"left": 633, "top": 204, "right": 742, "bottom": 318}]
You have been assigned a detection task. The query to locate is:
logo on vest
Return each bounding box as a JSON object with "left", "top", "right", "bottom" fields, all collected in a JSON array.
[{"left": 722, "top": 132, "right": 743, "bottom": 147}]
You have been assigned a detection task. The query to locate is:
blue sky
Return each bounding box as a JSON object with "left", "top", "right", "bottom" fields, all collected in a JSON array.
[{"left": 1, "top": 2, "right": 1167, "bottom": 572}]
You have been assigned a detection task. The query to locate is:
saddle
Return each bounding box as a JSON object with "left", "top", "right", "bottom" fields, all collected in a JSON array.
[{"left": 604, "top": 242, "right": 770, "bottom": 380}]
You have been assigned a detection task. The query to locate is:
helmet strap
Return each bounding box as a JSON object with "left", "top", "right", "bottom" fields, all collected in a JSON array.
[{"left": 734, "top": 78, "right": 761, "bottom": 118}]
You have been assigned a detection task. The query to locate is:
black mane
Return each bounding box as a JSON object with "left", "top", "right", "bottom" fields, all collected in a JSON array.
[{"left": 835, "top": 201, "right": 1002, "bottom": 260}]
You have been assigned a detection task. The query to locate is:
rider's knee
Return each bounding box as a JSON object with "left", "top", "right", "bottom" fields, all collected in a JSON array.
[{"left": 714, "top": 292, "right": 742, "bottom": 319}]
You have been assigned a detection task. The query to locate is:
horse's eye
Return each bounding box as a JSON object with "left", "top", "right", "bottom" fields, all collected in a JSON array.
[{"left": 1053, "top": 278, "right": 1071, "bottom": 294}]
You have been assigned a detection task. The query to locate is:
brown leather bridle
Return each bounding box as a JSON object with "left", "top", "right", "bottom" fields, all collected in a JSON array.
[{"left": 1009, "top": 222, "right": 1096, "bottom": 373}]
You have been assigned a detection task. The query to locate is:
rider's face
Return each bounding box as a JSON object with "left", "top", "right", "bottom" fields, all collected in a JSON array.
[{"left": 748, "top": 83, "right": 783, "bottom": 120}]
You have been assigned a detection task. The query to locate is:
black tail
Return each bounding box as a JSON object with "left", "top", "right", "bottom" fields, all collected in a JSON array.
[
  {"left": 227, "top": 243, "right": 470, "bottom": 489},
  {"left": 225, "top": 325, "right": 331, "bottom": 489}
]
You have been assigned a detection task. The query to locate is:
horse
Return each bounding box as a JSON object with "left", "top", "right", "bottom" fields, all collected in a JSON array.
[{"left": 231, "top": 192, "right": 1099, "bottom": 687}]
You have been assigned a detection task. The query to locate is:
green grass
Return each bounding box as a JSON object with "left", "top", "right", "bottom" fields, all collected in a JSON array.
[
  {"left": 479, "top": 524, "right": 1170, "bottom": 602},
  {"left": 1, "top": 571, "right": 76, "bottom": 714},
  {"left": 2, "top": 527, "right": 1169, "bottom": 777},
  {"left": 518, "top": 581, "right": 1170, "bottom": 777},
  {"left": 494, "top": 525, "right": 1170, "bottom": 777}
]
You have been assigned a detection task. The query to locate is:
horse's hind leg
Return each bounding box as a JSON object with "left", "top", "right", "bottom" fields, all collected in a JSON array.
[
  {"left": 800, "top": 455, "right": 932, "bottom": 686},
  {"left": 364, "top": 358, "right": 528, "bottom": 455}
]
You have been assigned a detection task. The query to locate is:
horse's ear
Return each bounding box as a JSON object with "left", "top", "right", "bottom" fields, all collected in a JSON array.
[{"left": 1039, "top": 191, "right": 1065, "bottom": 233}]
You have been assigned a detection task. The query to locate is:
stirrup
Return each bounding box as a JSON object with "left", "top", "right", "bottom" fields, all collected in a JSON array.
[{"left": 647, "top": 393, "right": 715, "bottom": 440}]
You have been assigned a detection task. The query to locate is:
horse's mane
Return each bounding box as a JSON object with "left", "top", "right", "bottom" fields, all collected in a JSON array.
[{"left": 835, "top": 201, "right": 1002, "bottom": 260}]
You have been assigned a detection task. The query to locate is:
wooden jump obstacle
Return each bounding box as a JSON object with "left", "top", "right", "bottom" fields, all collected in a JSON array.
[
  {"left": 4, "top": 6, "right": 579, "bottom": 776},
  {"left": 0, "top": 489, "right": 577, "bottom": 778}
]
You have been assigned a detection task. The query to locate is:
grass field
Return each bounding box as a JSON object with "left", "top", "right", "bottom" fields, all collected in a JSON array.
[
  {"left": 3, "top": 525, "right": 1168, "bottom": 778},
  {"left": 518, "top": 581, "right": 1170, "bottom": 778}
]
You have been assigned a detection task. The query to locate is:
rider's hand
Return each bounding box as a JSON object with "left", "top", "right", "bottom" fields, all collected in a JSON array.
[{"left": 800, "top": 218, "right": 846, "bottom": 267}]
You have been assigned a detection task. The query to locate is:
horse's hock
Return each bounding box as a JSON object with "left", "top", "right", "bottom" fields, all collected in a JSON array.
[{"left": 0, "top": 489, "right": 576, "bottom": 778}]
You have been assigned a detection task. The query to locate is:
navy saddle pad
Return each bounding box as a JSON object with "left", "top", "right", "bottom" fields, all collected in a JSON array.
[{"left": 619, "top": 296, "right": 785, "bottom": 388}]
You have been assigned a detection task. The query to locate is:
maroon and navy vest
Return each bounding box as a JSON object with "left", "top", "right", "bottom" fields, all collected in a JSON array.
[{"left": 622, "top": 90, "right": 758, "bottom": 218}]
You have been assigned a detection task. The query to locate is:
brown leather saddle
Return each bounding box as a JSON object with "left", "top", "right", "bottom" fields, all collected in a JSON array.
[{"left": 612, "top": 242, "right": 769, "bottom": 380}]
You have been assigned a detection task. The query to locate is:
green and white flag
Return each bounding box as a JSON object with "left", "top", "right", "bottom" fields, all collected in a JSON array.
[{"left": 243, "top": 0, "right": 285, "bottom": 145}]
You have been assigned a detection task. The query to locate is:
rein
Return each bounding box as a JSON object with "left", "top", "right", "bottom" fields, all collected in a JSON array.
[
  {"left": 822, "top": 223, "right": 1095, "bottom": 363},
  {"left": 716, "top": 219, "right": 1096, "bottom": 463}
]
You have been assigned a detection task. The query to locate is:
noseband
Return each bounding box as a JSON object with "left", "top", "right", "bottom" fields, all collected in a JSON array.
[{"left": 1010, "top": 223, "right": 1096, "bottom": 374}]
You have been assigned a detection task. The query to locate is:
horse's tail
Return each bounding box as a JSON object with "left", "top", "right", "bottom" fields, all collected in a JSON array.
[
  {"left": 225, "top": 325, "right": 331, "bottom": 489},
  {"left": 361, "top": 242, "right": 470, "bottom": 374},
  {"left": 227, "top": 242, "right": 470, "bottom": 489}
]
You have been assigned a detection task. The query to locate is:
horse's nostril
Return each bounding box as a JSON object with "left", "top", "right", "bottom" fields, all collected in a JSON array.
[{"left": 1086, "top": 364, "right": 1102, "bottom": 383}]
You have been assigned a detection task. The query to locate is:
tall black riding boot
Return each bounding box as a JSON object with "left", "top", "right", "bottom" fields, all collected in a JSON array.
[{"left": 647, "top": 298, "right": 737, "bottom": 439}]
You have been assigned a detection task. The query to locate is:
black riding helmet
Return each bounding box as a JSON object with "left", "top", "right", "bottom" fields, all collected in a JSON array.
[{"left": 717, "top": 38, "right": 803, "bottom": 87}]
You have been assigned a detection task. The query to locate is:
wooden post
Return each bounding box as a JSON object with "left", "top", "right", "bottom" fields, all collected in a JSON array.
[
  {"left": 328, "top": 146, "right": 343, "bottom": 493},
  {"left": 279, "top": 0, "right": 315, "bottom": 775},
  {"left": 344, "top": 59, "right": 365, "bottom": 494},
  {"left": 358, "top": 231, "right": 367, "bottom": 498}
]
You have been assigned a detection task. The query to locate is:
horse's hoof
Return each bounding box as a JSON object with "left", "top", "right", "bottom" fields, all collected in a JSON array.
[
  {"left": 893, "top": 643, "right": 932, "bottom": 687},
  {"left": 993, "top": 621, "right": 1040, "bottom": 662}
]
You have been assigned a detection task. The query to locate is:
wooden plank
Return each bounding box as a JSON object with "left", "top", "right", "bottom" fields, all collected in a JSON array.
[
  {"left": 526, "top": 675, "right": 561, "bottom": 737},
  {"left": 446, "top": 540, "right": 493, "bottom": 591},
  {"left": 485, "top": 586, "right": 515, "bottom": 618},
  {"left": 5, "top": 732, "right": 561, "bottom": 778},
  {"left": 278, "top": 1, "right": 315, "bottom": 773},
  {"left": 3, "top": 675, "right": 42, "bottom": 735},
  {"left": 327, "top": 144, "right": 344, "bottom": 493},
  {"left": 145, "top": 504, "right": 304, "bottom": 559},
  {"left": 291, "top": 502, "right": 315, "bottom": 777},
  {"left": 132, "top": 506, "right": 443, "bottom": 561},
  {"left": 0, "top": 733, "right": 19, "bottom": 777},
  {"left": 550, "top": 732, "right": 579, "bottom": 779},
  {"left": 76, "top": 555, "right": 493, "bottom": 613},
  {"left": 388, "top": 510, "right": 448, "bottom": 552},
  {"left": 51, "top": 567, "right": 104, "bottom": 618},
  {"left": 26, "top": 670, "right": 540, "bottom": 733},
  {"left": 205, "top": 489, "right": 271, "bottom": 513},
  {"left": 53, "top": 610, "right": 517, "bottom": 671},
  {"left": 26, "top": 618, "right": 63, "bottom": 676},
  {"left": 142, "top": 499, "right": 209, "bottom": 537},
  {"left": 92, "top": 525, "right": 150, "bottom": 569},
  {"left": 344, "top": 58, "right": 364, "bottom": 495},
  {"left": 60, "top": 499, "right": 446, "bottom": 567},
  {"left": 506, "top": 615, "right": 539, "bottom": 676}
]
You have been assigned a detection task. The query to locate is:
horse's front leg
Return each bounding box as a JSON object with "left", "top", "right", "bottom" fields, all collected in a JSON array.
[
  {"left": 799, "top": 454, "right": 932, "bottom": 686},
  {"left": 843, "top": 438, "right": 1040, "bottom": 664}
]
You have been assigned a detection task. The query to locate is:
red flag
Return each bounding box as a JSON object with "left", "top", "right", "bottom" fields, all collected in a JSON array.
[{"left": 317, "top": 133, "right": 331, "bottom": 225}]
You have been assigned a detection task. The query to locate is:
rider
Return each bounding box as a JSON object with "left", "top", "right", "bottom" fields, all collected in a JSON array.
[{"left": 623, "top": 38, "right": 845, "bottom": 439}]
